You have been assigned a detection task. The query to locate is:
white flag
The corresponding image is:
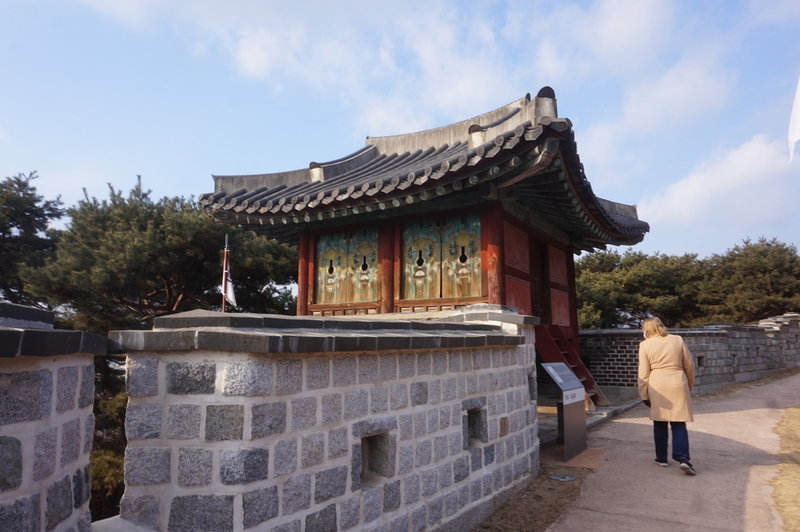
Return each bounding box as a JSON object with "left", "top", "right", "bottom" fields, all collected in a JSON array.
[
  {"left": 223, "top": 266, "right": 237, "bottom": 307},
  {"left": 789, "top": 72, "right": 800, "bottom": 163}
]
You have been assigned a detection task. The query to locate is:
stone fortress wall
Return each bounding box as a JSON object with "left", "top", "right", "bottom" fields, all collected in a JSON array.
[
  {"left": 0, "top": 303, "right": 106, "bottom": 531},
  {"left": 580, "top": 313, "right": 800, "bottom": 394},
  {"left": 109, "top": 306, "right": 540, "bottom": 532}
]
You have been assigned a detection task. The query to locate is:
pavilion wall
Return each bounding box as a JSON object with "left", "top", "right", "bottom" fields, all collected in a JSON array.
[
  {"left": 110, "top": 308, "right": 539, "bottom": 532},
  {"left": 580, "top": 313, "right": 800, "bottom": 394},
  {"left": 0, "top": 303, "right": 104, "bottom": 532}
]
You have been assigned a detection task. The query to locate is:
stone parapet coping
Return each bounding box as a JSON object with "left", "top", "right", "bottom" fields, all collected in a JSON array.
[
  {"left": 0, "top": 327, "right": 107, "bottom": 358},
  {"left": 111, "top": 308, "right": 529, "bottom": 354}
]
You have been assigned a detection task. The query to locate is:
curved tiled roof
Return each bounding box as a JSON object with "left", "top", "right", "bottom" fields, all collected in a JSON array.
[{"left": 199, "top": 87, "right": 649, "bottom": 250}]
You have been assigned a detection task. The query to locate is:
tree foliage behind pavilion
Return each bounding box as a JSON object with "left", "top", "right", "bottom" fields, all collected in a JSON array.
[
  {"left": 18, "top": 176, "right": 297, "bottom": 334},
  {"left": 576, "top": 238, "right": 800, "bottom": 329}
]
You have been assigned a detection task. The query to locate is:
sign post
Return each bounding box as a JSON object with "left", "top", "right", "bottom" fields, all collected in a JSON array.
[{"left": 541, "top": 362, "right": 587, "bottom": 461}]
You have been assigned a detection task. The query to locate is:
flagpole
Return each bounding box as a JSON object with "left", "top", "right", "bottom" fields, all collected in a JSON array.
[{"left": 221, "top": 234, "right": 229, "bottom": 312}]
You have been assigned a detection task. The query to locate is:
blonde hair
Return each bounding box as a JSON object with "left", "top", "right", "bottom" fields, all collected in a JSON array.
[{"left": 642, "top": 317, "right": 668, "bottom": 338}]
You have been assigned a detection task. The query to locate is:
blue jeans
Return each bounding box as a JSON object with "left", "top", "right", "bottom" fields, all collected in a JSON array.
[{"left": 653, "top": 421, "right": 690, "bottom": 463}]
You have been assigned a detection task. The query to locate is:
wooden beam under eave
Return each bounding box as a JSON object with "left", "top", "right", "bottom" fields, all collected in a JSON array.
[
  {"left": 482, "top": 204, "right": 505, "bottom": 305},
  {"left": 296, "top": 232, "right": 310, "bottom": 315}
]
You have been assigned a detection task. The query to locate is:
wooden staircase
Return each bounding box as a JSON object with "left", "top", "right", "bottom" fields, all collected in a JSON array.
[{"left": 535, "top": 324, "right": 609, "bottom": 407}]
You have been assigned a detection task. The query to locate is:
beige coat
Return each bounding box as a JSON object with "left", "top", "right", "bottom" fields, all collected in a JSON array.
[{"left": 638, "top": 334, "right": 695, "bottom": 422}]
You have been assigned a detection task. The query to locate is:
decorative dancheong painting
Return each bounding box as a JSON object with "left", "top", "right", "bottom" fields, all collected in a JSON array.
[
  {"left": 315, "top": 229, "right": 378, "bottom": 304},
  {"left": 402, "top": 214, "right": 481, "bottom": 299}
]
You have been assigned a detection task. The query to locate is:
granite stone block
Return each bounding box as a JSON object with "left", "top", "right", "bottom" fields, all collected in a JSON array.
[
  {"left": 470, "top": 447, "right": 483, "bottom": 471},
  {"left": 125, "top": 448, "right": 170, "bottom": 485},
  {"left": 328, "top": 427, "right": 348, "bottom": 459},
  {"left": 220, "top": 448, "right": 269, "bottom": 485},
  {"left": 413, "top": 411, "right": 427, "bottom": 437},
  {"left": 56, "top": 366, "right": 78, "bottom": 413},
  {"left": 0, "top": 369, "right": 52, "bottom": 424},
  {"left": 165, "top": 404, "right": 201, "bottom": 439},
  {"left": 77, "top": 364, "right": 94, "bottom": 408},
  {"left": 399, "top": 414, "right": 413, "bottom": 440},
  {"left": 350, "top": 443, "right": 362, "bottom": 491},
  {"left": 332, "top": 356, "right": 356, "bottom": 387},
  {"left": 61, "top": 418, "right": 81, "bottom": 467},
  {"left": 83, "top": 413, "right": 94, "bottom": 455},
  {"left": 416, "top": 353, "right": 432, "bottom": 375},
  {"left": 342, "top": 389, "right": 368, "bottom": 420},
  {"left": 251, "top": 401, "right": 287, "bottom": 438},
  {"left": 379, "top": 354, "right": 398, "bottom": 380},
  {"left": 305, "top": 358, "right": 330, "bottom": 390},
  {"left": 243, "top": 486, "right": 278, "bottom": 529},
  {"left": 0, "top": 436, "right": 22, "bottom": 492},
  {"left": 403, "top": 473, "right": 420, "bottom": 504},
  {"left": 438, "top": 461, "right": 453, "bottom": 489},
  {"left": 358, "top": 355, "right": 379, "bottom": 384},
  {"left": 275, "top": 359, "right": 302, "bottom": 396},
  {"left": 306, "top": 505, "right": 336, "bottom": 532},
  {"left": 0, "top": 494, "right": 40, "bottom": 532},
  {"left": 166, "top": 362, "right": 215, "bottom": 394},
  {"left": 398, "top": 354, "right": 416, "bottom": 378},
  {"left": 454, "top": 455, "right": 470, "bottom": 482},
  {"left": 420, "top": 468, "right": 438, "bottom": 497},
  {"left": 223, "top": 359, "right": 272, "bottom": 396},
  {"left": 434, "top": 435, "right": 448, "bottom": 461},
  {"left": 314, "top": 465, "right": 348, "bottom": 503},
  {"left": 120, "top": 494, "right": 159, "bottom": 530},
  {"left": 338, "top": 496, "right": 361, "bottom": 530},
  {"left": 427, "top": 496, "right": 443, "bottom": 525},
  {"left": 274, "top": 438, "right": 298, "bottom": 476},
  {"left": 410, "top": 382, "right": 428, "bottom": 406},
  {"left": 205, "top": 405, "right": 244, "bottom": 441},
  {"left": 126, "top": 358, "right": 158, "bottom": 397},
  {"left": 270, "top": 520, "right": 301, "bottom": 532},
  {"left": 398, "top": 444, "right": 414, "bottom": 475},
  {"left": 281, "top": 473, "right": 311, "bottom": 514},
  {"left": 390, "top": 384, "right": 408, "bottom": 410},
  {"left": 72, "top": 466, "right": 90, "bottom": 508},
  {"left": 429, "top": 380, "right": 442, "bottom": 404},
  {"left": 291, "top": 397, "right": 317, "bottom": 431},
  {"left": 168, "top": 495, "right": 234, "bottom": 532},
  {"left": 415, "top": 439, "right": 432, "bottom": 467},
  {"left": 301, "top": 432, "right": 325, "bottom": 468},
  {"left": 321, "top": 393, "right": 342, "bottom": 424},
  {"left": 352, "top": 416, "right": 397, "bottom": 438},
  {"left": 370, "top": 386, "right": 388, "bottom": 413},
  {"left": 34, "top": 427, "right": 57, "bottom": 481},
  {"left": 383, "top": 480, "right": 401, "bottom": 512},
  {"left": 362, "top": 486, "right": 381, "bottom": 523},
  {"left": 46, "top": 475, "right": 73, "bottom": 530},
  {"left": 432, "top": 353, "right": 447, "bottom": 375},
  {"left": 178, "top": 448, "right": 212, "bottom": 487},
  {"left": 126, "top": 404, "right": 162, "bottom": 440},
  {"left": 444, "top": 490, "right": 459, "bottom": 517},
  {"left": 412, "top": 507, "right": 427, "bottom": 532}
]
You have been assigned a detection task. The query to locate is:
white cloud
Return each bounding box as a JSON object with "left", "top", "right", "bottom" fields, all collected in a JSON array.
[
  {"left": 580, "top": 51, "right": 733, "bottom": 185},
  {"left": 638, "top": 134, "right": 798, "bottom": 233}
]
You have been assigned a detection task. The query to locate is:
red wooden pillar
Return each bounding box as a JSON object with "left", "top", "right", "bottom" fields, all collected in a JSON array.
[
  {"left": 296, "top": 232, "right": 310, "bottom": 316},
  {"left": 482, "top": 205, "right": 504, "bottom": 305},
  {"left": 378, "top": 227, "right": 394, "bottom": 314}
]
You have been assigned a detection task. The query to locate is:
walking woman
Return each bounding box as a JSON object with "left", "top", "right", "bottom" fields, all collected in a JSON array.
[{"left": 638, "top": 317, "right": 697, "bottom": 475}]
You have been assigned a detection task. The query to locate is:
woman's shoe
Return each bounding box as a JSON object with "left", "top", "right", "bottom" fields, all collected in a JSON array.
[
  {"left": 679, "top": 462, "right": 696, "bottom": 475},
  {"left": 654, "top": 459, "right": 669, "bottom": 467}
]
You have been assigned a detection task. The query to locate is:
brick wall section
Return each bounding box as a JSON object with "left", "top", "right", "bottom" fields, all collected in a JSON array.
[
  {"left": 110, "top": 307, "right": 540, "bottom": 532},
  {"left": 0, "top": 302, "right": 105, "bottom": 532},
  {"left": 580, "top": 313, "right": 800, "bottom": 395}
]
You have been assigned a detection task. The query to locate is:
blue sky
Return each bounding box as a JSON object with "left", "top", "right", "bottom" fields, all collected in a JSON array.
[{"left": 2, "top": 0, "right": 799, "bottom": 259}]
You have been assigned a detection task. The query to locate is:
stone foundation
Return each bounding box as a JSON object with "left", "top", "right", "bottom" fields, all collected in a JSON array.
[
  {"left": 0, "top": 303, "right": 105, "bottom": 531},
  {"left": 109, "top": 307, "right": 540, "bottom": 531}
]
